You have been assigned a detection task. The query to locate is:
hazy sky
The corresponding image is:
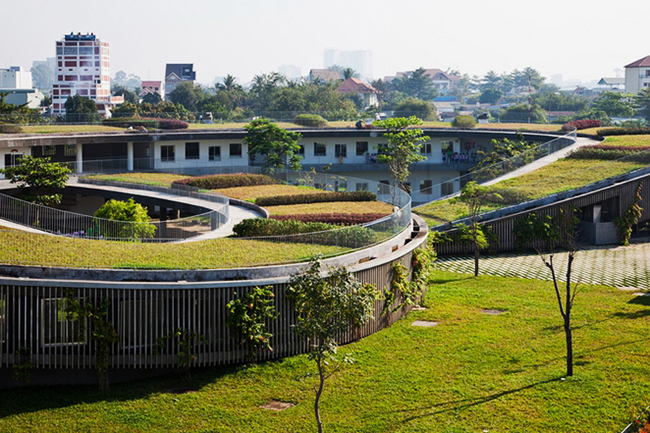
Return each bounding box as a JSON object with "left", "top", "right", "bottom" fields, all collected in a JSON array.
[{"left": 2, "top": 0, "right": 649, "bottom": 86}]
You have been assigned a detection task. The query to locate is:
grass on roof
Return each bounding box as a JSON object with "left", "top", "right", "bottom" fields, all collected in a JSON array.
[
  {"left": 85, "top": 173, "right": 190, "bottom": 187},
  {"left": 0, "top": 230, "right": 349, "bottom": 269},
  {"left": 0, "top": 271, "right": 646, "bottom": 432},
  {"left": 415, "top": 158, "right": 646, "bottom": 226}
]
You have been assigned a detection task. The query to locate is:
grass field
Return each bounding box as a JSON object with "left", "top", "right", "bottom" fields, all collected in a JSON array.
[
  {"left": 266, "top": 201, "right": 393, "bottom": 216},
  {"left": 212, "top": 184, "right": 320, "bottom": 201},
  {"left": 86, "top": 173, "right": 190, "bottom": 187},
  {"left": 8, "top": 121, "right": 564, "bottom": 135},
  {"left": 0, "top": 229, "right": 348, "bottom": 269},
  {"left": 0, "top": 271, "right": 646, "bottom": 432}
]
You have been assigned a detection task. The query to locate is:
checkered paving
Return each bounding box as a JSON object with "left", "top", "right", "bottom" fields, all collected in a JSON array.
[{"left": 435, "top": 241, "right": 650, "bottom": 289}]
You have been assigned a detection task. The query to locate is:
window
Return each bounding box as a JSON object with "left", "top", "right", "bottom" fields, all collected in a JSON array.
[
  {"left": 64, "top": 144, "right": 77, "bottom": 157},
  {"left": 335, "top": 144, "right": 347, "bottom": 158},
  {"left": 356, "top": 141, "right": 368, "bottom": 156},
  {"left": 185, "top": 142, "right": 199, "bottom": 160},
  {"left": 43, "top": 145, "right": 56, "bottom": 156},
  {"left": 420, "top": 180, "right": 433, "bottom": 195},
  {"left": 209, "top": 146, "right": 221, "bottom": 161},
  {"left": 334, "top": 180, "right": 347, "bottom": 192},
  {"left": 314, "top": 142, "right": 326, "bottom": 157},
  {"left": 420, "top": 143, "right": 432, "bottom": 155},
  {"left": 230, "top": 143, "right": 242, "bottom": 158},
  {"left": 646, "top": 70, "right": 650, "bottom": 77},
  {"left": 298, "top": 145, "right": 305, "bottom": 155},
  {"left": 441, "top": 182, "right": 454, "bottom": 196},
  {"left": 356, "top": 182, "right": 368, "bottom": 191},
  {"left": 41, "top": 298, "right": 87, "bottom": 345},
  {"left": 161, "top": 145, "right": 175, "bottom": 162}
]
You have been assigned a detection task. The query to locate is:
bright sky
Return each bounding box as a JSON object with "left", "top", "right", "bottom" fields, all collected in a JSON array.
[{"left": 2, "top": 0, "right": 649, "bottom": 86}]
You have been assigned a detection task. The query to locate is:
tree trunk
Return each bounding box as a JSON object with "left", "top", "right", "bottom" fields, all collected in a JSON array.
[
  {"left": 564, "top": 316, "right": 573, "bottom": 377},
  {"left": 315, "top": 357, "right": 324, "bottom": 433},
  {"left": 474, "top": 244, "right": 480, "bottom": 277}
]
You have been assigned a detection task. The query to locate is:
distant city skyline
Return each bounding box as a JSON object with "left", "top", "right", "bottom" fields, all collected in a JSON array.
[{"left": 1, "top": 0, "right": 648, "bottom": 88}]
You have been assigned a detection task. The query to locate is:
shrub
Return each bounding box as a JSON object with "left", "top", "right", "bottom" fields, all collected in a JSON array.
[
  {"left": 566, "top": 146, "right": 650, "bottom": 162},
  {"left": 561, "top": 119, "right": 602, "bottom": 131},
  {"left": 232, "top": 218, "right": 375, "bottom": 247},
  {"left": 103, "top": 118, "right": 188, "bottom": 130},
  {"left": 452, "top": 115, "right": 477, "bottom": 128},
  {"left": 597, "top": 127, "right": 650, "bottom": 136},
  {"left": 172, "top": 173, "right": 278, "bottom": 189},
  {"left": 294, "top": 114, "right": 328, "bottom": 127},
  {"left": 255, "top": 191, "right": 377, "bottom": 206},
  {"left": 93, "top": 197, "right": 156, "bottom": 239},
  {"left": 0, "top": 123, "right": 22, "bottom": 134},
  {"left": 271, "top": 213, "right": 386, "bottom": 225},
  {"left": 233, "top": 218, "right": 333, "bottom": 237}
]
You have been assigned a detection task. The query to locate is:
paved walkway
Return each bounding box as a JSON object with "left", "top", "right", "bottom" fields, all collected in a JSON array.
[
  {"left": 482, "top": 136, "right": 601, "bottom": 186},
  {"left": 436, "top": 238, "right": 650, "bottom": 290}
]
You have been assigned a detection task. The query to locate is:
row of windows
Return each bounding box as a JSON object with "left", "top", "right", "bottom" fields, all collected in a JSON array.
[
  {"left": 159, "top": 141, "right": 446, "bottom": 162},
  {"left": 161, "top": 143, "right": 241, "bottom": 162}
]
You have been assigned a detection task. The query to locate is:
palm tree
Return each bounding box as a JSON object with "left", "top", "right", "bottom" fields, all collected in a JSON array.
[{"left": 342, "top": 67, "right": 357, "bottom": 80}]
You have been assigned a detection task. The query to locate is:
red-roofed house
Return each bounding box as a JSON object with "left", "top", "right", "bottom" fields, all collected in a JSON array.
[
  {"left": 309, "top": 69, "right": 341, "bottom": 82},
  {"left": 337, "top": 78, "right": 379, "bottom": 108},
  {"left": 625, "top": 55, "right": 650, "bottom": 94},
  {"left": 139, "top": 80, "right": 163, "bottom": 99}
]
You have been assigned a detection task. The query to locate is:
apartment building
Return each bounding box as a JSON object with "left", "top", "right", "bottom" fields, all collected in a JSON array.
[{"left": 51, "top": 32, "right": 123, "bottom": 117}]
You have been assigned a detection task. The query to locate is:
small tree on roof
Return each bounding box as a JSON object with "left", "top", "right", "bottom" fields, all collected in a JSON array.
[
  {"left": 244, "top": 118, "right": 303, "bottom": 172},
  {"left": 373, "top": 116, "right": 428, "bottom": 195},
  {"left": 0, "top": 155, "right": 71, "bottom": 206}
]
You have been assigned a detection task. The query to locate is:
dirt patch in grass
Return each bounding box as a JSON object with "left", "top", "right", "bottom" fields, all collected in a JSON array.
[{"left": 261, "top": 400, "right": 295, "bottom": 411}]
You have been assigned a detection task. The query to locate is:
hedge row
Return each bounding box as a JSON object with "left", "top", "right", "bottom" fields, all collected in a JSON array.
[
  {"left": 0, "top": 123, "right": 22, "bottom": 134},
  {"left": 294, "top": 114, "right": 328, "bottom": 127},
  {"left": 232, "top": 218, "right": 375, "bottom": 247},
  {"left": 104, "top": 118, "right": 189, "bottom": 130},
  {"left": 567, "top": 147, "right": 650, "bottom": 162},
  {"left": 597, "top": 127, "right": 650, "bottom": 136},
  {"left": 172, "top": 173, "right": 278, "bottom": 189},
  {"left": 270, "top": 213, "right": 386, "bottom": 225},
  {"left": 561, "top": 119, "right": 602, "bottom": 131},
  {"left": 255, "top": 190, "right": 377, "bottom": 206}
]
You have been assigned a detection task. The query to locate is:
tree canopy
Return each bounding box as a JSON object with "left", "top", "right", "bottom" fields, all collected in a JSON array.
[
  {"left": 244, "top": 118, "right": 303, "bottom": 171},
  {"left": 374, "top": 116, "right": 428, "bottom": 193},
  {"left": 0, "top": 155, "right": 71, "bottom": 206}
]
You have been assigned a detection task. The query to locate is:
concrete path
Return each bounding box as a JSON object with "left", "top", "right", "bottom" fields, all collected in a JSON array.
[
  {"left": 436, "top": 238, "right": 650, "bottom": 290},
  {"left": 482, "top": 136, "right": 601, "bottom": 186}
]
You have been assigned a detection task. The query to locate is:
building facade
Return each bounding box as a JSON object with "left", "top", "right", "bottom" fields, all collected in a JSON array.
[
  {"left": 625, "top": 55, "right": 650, "bottom": 94},
  {"left": 0, "top": 66, "right": 43, "bottom": 109},
  {"left": 51, "top": 32, "right": 123, "bottom": 117},
  {"left": 0, "top": 128, "right": 571, "bottom": 205},
  {"left": 164, "top": 64, "right": 195, "bottom": 100}
]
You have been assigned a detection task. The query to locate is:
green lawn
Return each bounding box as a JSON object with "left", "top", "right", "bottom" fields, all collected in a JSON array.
[
  {"left": 86, "top": 173, "right": 190, "bottom": 187},
  {"left": 0, "top": 230, "right": 348, "bottom": 269},
  {"left": 0, "top": 271, "right": 646, "bottom": 432}
]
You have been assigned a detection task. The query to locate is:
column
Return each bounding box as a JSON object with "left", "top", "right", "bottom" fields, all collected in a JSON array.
[
  {"left": 76, "top": 143, "right": 83, "bottom": 174},
  {"left": 127, "top": 142, "right": 134, "bottom": 171}
]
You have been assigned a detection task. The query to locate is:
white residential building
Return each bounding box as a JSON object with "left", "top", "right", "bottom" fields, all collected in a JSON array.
[
  {"left": 0, "top": 66, "right": 43, "bottom": 109},
  {"left": 625, "top": 55, "right": 650, "bottom": 94}
]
